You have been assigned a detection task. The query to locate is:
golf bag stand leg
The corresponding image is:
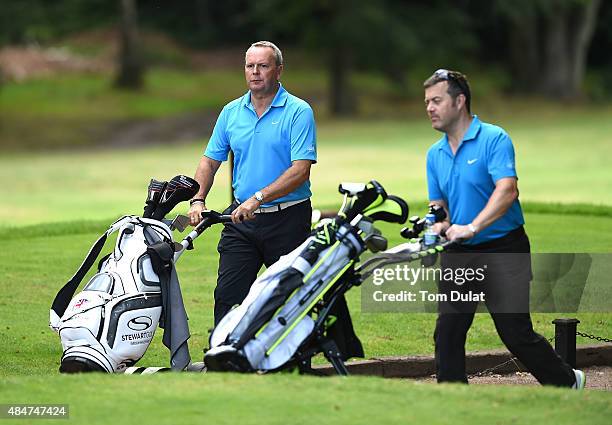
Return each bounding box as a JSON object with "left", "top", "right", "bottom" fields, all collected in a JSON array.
[
  {"left": 321, "top": 338, "right": 349, "bottom": 376},
  {"left": 296, "top": 354, "right": 326, "bottom": 376}
]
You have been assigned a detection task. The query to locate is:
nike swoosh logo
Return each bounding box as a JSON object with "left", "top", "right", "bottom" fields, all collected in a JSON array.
[
  {"left": 467, "top": 159, "right": 478, "bottom": 165},
  {"left": 271, "top": 121, "right": 279, "bottom": 125}
]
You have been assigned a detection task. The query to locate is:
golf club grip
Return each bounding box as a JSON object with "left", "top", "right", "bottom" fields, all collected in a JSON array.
[
  {"left": 194, "top": 212, "right": 233, "bottom": 235},
  {"left": 175, "top": 213, "right": 233, "bottom": 261},
  {"left": 218, "top": 214, "right": 233, "bottom": 223},
  {"left": 438, "top": 239, "right": 456, "bottom": 250}
]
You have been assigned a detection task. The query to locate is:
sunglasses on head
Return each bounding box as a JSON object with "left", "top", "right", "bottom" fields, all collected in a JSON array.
[
  {"left": 433, "top": 68, "right": 469, "bottom": 97},
  {"left": 434, "top": 68, "right": 465, "bottom": 84}
]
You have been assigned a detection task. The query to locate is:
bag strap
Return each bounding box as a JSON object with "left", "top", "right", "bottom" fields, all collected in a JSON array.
[
  {"left": 49, "top": 216, "right": 131, "bottom": 330},
  {"left": 147, "top": 240, "right": 192, "bottom": 370}
]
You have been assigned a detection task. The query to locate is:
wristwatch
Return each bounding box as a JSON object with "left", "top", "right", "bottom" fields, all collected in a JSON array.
[{"left": 254, "top": 191, "right": 264, "bottom": 203}]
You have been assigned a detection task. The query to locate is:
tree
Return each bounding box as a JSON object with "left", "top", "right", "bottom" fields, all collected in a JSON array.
[
  {"left": 249, "top": 0, "right": 475, "bottom": 116},
  {"left": 497, "top": 0, "right": 601, "bottom": 99},
  {"left": 115, "top": 0, "right": 144, "bottom": 90}
]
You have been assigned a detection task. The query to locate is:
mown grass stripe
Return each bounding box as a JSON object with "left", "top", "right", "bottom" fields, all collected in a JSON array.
[
  {"left": 316, "top": 201, "right": 612, "bottom": 219},
  {"left": 0, "top": 219, "right": 112, "bottom": 240},
  {"left": 2, "top": 201, "right": 612, "bottom": 241},
  {"left": 521, "top": 201, "right": 612, "bottom": 217}
]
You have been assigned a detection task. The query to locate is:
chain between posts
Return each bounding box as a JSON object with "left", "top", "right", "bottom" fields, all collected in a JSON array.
[
  {"left": 467, "top": 336, "right": 554, "bottom": 379},
  {"left": 467, "top": 356, "right": 521, "bottom": 379},
  {"left": 467, "top": 331, "right": 612, "bottom": 379},
  {"left": 576, "top": 331, "right": 612, "bottom": 344}
]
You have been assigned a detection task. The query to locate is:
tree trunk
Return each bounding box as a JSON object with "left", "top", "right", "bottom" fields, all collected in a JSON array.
[
  {"left": 329, "top": 45, "right": 355, "bottom": 116},
  {"left": 540, "top": 0, "right": 601, "bottom": 98},
  {"left": 507, "top": 12, "right": 541, "bottom": 92},
  {"left": 541, "top": 4, "right": 572, "bottom": 97},
  {"left": 195, "top": 0, "right": 213, "bottom": 46},
  {"left": 503, "top": 0, "right": 600, "bottom": 99},
  {"left": 568, "top": 0, "right": 601, "bottom": 97},
  {"left": 115, "top": 0, "right": 144, "bottom": 90},
  {"left": 325, "top": 0, "right": 356, "bottom": 116}
]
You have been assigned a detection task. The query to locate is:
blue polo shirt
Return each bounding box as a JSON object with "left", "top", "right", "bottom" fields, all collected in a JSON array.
[
  {"left": 204, "top": 83, "right": 317, "bottom": 207},
  {"left": 426, "top": 115, "right": 525, "bottom": 245}
]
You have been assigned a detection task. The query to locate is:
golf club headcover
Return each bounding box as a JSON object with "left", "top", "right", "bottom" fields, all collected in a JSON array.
[
  {"left": 344, "top": 180, "right": 387, "bottom": 222},
  {"left": 151, "top": 175, "right": 200, "bottom": 220},
  {"left": 301, "top": 219, "right": 339, "bottom": 265},
  {"left": 143, "top": 179, "right": 168, "bottom": 218}
]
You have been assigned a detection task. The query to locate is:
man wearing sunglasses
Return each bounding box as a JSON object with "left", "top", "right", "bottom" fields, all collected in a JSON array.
[{"left": 423, "top": 69, "right": 584, "bottom": 389}]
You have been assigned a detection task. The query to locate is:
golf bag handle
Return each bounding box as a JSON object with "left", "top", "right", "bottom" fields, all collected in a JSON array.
[
  {"left": 339, "top": 180, "right": 387, "bottom": 223},
  {"left": 400, "top": 204, "right": 447, "bottom": 239},
  {"left": 173, "top": 210, "right": 233, "bottom": 261},
  {"left": 357, "top": 238, "right": 456, "bottom": 282},
  {"left": 197, "top": 210, "right": 233, "bottom": 234}
]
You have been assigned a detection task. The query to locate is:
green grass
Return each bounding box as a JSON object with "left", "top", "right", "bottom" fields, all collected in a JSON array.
[
  {"left": 0, "top": 68, "right": 327, "bottom": 150},
  {"left": 0, "top": 70, "right": 247, "bottom": 150},
  {"left": 0, "top": 70, "right": 245, "bottom": 120},
  {"left": 1, "top": 374, "right": 611, "bottom": 425},
  {"left": 1, "top": 112, "right": 612, "bottom": 226},
  {"left": 4, "top": 67, "right": 612, "bottom": 152}
]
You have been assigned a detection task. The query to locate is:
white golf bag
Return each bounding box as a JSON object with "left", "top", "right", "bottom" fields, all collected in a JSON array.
[
  {"left": 50, "top": 216, "right": 173, "bottom": 373},
  {"left": 49, "top": 175, "right": 207, "bottom": 373},
  {"left": 204, "top": 181, "right": 409, "bottom": 374}
]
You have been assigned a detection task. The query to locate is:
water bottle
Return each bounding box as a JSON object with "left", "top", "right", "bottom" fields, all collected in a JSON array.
[{"left": 423, "top": 213, "right": 438, "bottom": 246}]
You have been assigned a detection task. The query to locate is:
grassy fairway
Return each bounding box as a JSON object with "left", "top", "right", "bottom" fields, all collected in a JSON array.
[
  {"left": 2, "top": 373, "right": 611, "bottom": 425},
  {"left": 2, "top": 112, "right": 612, "bottom": 226}
]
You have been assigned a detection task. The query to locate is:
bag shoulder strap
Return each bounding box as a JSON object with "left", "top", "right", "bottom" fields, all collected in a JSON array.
[{"left": 49, "top": 216, "right": 132, "bottom": 330}]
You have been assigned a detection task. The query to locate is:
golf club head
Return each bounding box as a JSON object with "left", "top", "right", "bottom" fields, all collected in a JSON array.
[
  {"left": 366, "top": 234, "right": 388, "bottom": 253},
  {"left": 170, "top": 214, "right": 190, "bottom": 232},
  {"left": 151, "top": 175, "right": 200, "bottom": 220},
  {"left": 143, "top": 179, "right": 168, "bottom": 218}
]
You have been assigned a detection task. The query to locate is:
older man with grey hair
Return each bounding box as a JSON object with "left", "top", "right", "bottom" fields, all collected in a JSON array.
[{"left": 189, "top": 41, "right": 317, "bottom": 325}]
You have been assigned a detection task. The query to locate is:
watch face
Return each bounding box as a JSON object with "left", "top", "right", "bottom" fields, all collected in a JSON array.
[{"left": 255, "top": 191, "right": 263, "bottom": 201}]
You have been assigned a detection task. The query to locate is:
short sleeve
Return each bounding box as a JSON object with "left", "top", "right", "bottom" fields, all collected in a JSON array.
[
  {"left": 289, "top": 106, "right": 317, "bottom": 162},
  {"left": 488, "top": 132, "right": 518, "bottom": 183},
  {"left": 427, "top": 149, "right": 444, "bottom": 201},
  {"left": 204, "top": 107, "right": 230, "bottom": 161}
]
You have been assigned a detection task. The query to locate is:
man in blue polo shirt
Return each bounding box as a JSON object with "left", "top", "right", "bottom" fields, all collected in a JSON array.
[
  {"left": 423, "top": 69, "right": 584, "bottom": 389},
  {"left": 188, "top": 41, "right": 316, "bottom": 324}
]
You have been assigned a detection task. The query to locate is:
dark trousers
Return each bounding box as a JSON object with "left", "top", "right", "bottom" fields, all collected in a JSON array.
[
  {"left": 434, "top": 227, "right": 576, "bottom": 387},
  {"left": 213, "top": 200, "right": 312, "bottom": 325}
]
